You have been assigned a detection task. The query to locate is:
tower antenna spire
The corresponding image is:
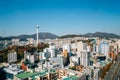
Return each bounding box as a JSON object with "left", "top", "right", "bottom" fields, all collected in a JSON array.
[{"left": 36, "top": 25, "right": 39, "bottom": 46}]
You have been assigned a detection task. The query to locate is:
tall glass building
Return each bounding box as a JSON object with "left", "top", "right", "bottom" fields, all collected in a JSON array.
[{"left": 99, "top": 41, "right": 109, "bottom": 58}]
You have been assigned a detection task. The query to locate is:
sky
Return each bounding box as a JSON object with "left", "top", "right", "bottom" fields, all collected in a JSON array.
[{"left": 0, "top": 0, "right": 120, "bottom": 37}]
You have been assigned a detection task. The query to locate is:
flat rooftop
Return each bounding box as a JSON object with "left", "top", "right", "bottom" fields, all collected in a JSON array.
[
  {"left": 16, "top": 72, "right": 39, "bottom": 79},
  {"left": 63, "top": 76, "right": 77, "bottom": 80},
  {"left": 16, "top": 70, "right": 49, "bottom": 79},
  {"left": 4, "top": 64, "right": 23, "bottom": 75}
]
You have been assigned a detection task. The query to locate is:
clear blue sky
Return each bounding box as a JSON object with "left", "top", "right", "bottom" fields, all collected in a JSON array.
[{"left": 0, "top": 0, "right": 120, "bottom": 37}]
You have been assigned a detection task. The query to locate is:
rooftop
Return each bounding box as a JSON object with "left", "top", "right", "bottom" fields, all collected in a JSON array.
[
  {"left": 50, "top": 69, "right": 56, "bottom": 73},
  {"left": 16, "top": 70, "right": 48, "bottom": 79},
  {"left": 16, "top": 72, "right": 39, "bottom": 79},
  {"left": 63, "top": 76, "right": 77, "bottom": 80},
  {"left": 4, "top": 64, "right": 23, "bottom": 75}
]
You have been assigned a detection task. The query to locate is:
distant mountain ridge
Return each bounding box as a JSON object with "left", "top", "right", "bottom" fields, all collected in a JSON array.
[
  {"left": 0, "top": 32, "right": 58, "bottom": 40},
  {"left": 0, "top": 32, "right": 120, "bottom": 40},
  {"left": 59, "top": 32, "right": 120, "bottom": 39},
  {"left": 83, "top": 32, "right": 120, "bottom": 38}
]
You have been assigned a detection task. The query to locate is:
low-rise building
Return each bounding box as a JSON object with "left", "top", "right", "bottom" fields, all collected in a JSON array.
[
  {"left": 4, "top": 64, "right": 23, "bottom": 79},
  {"left": 58, "top": 68, "right": 86, "bottom": 80}
]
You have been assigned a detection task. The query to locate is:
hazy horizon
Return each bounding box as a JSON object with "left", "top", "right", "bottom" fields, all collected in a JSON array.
[
  {"left": 1, "top": 31, "right": 120, "bottom": 38},
  {"left": 0, "top": 0, "right": 120, "bottom": 37}
]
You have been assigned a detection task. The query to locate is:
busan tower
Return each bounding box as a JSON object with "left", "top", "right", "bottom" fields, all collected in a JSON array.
[{"left": 36, "top": 25, "right": 39, "bottom": 46}]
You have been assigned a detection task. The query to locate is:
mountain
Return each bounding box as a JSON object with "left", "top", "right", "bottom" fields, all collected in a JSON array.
[
  {"left": 1, "top": 32, "right": 120, "bottom": 40},
  {"left": 59, "top": 34, "right": 80, "bottom": 39},
  {"left": 0, "top": 32, "right": 58, "bottom": 40},
  {"left": 83, "top": 32, "right": 120, "bottom": 38},
  {"left": 59, "top": 32, "right": 120, "bottom": 39},
  {"left": 0, "top": 36, "right": 3, "bottom": 39}
]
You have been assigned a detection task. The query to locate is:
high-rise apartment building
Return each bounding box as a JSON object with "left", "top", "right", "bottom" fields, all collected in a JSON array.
[
  {"left": 80, "top": 50, "right": 90, "bottom": 66},
  {"left": 8, "top": 52, "right": 17, "bottom": 63},
  {"left": 100, "top": 41, "right": 109, "bottom": 58},
  {"left": 63, "top": 44, "right": 71, "bottom": 52}
]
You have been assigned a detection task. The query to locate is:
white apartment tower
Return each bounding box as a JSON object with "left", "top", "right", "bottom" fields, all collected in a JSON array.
[
  {"left": 77, "top": 41, "right": 87, "bottom": 57},
  {"left": 117, "top": 40, "right": 120, "bottom": 53},
  {"left": 77, "top": 41, "right": 87, "bottom": 52},
  {"left": 63, "top": 44, "right": 71, "bottom": 52},
  {"left": 80, "top": 50, "right": 90, "bottom": 66},
  {"left": 8, "top": 52, "right": 17, "bottom": 63}
]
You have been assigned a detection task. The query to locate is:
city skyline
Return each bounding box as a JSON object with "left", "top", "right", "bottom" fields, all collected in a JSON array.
[{"left": 0, "top": 0, "right": 120, "bottom": 37}]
